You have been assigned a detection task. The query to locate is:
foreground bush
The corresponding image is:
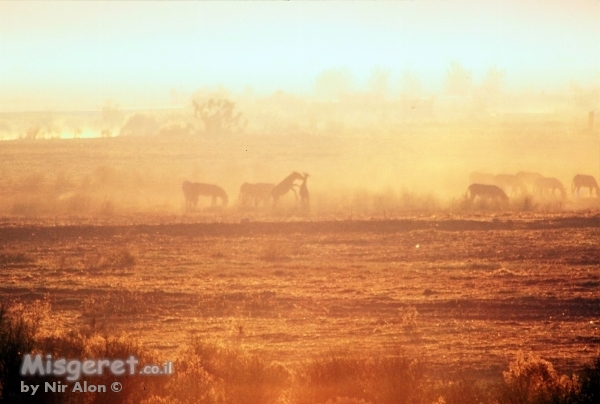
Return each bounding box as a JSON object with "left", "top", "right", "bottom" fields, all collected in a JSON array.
[
  {"left": 150, "top": 339, "right": 290, "bottom": 404},
  {"left": 499, "top": 351, "right": 580, "bottom": 404},
  {"left": 0, "top": 302, "right": 165, "bottom": 404},
  {"left": 0, "top": 302, "right": 45, "bottom": 403},
  {"left": 578, "top": 356, "right": 600, "bottom": 404},
  {"left": 2, "top": 301, "right": 600, "bottom": 404},
  {"left": 293, "top": 350, "right": 430, "bottom": 404}
]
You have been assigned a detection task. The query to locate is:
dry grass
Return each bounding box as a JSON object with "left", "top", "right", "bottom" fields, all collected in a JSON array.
[
  {"left": 1, "top": 211, "right": 599, "bottom": 403},
  {"left": 499, "top": 351, "right": 582, "bottom": 404},
  {"left": 85, "top": 249, "right": 137, "bottom": 274},
  {"left": 0, "top": 300, "right": 162, "bottom": 404},
  {"left": 0, "top": 251, "right": 34, "bottom": 266},
  {"left": 260, "top": 242, "right": 293, "bottom": 262},
  {"left": 2, "top": 299, "right": 600, "bottom": 404}
]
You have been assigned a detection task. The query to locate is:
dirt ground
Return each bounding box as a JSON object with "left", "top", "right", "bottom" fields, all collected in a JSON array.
[{"left": 1, "top": 212, "right": 599, "bottom": 379}]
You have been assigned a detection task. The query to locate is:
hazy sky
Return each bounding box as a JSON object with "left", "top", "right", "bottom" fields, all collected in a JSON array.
[{"left": 1, "top": 1, "right": 599, "bottom": 111}]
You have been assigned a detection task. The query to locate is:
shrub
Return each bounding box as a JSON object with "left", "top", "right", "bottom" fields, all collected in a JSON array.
[
  {"left": 437, "top": 376, "right": 492, "bottom": 404},
  {"left": 294, "top": 350, "right": 429, "bottom": 404},
  {"left": 296, "top": 353, "right": 372, "bottom": 404},
  {"left": 499, "top": 351, "right": 580, "bottom": 404},
  {"left": 160, "top": 339, "right": 290, "bottom": 404},
  {"left": 0, "top": 304, "right": 38, "bottom": 402},
  {"left": 578, "top": 356, "right": 600, "bottom": 404},
  {"left": 370, "top": 355, "right": 429, "bottom": 404},
  {"left": 0, "top": 300, "right": 164, "bottom": 404}
]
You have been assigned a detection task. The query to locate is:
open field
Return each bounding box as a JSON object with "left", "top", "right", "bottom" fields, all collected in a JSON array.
[
  {"left": 2, "top": 213, "right": 599, "bottom": 380},
  {"left": 4, "top": 2, "right": 600, "bottom": 401},
  {"left": 0, "top": 123, "right": 599, "bottom": 219},
  {"left": 1, "top": 128, "right": 599, "bottom": 402}
]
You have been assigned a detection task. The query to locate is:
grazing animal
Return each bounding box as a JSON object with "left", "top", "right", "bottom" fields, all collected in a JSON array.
[
  {"left": 299, "top": 172, "right": 310, "bottom": 208},
  {"left": 466, "top": 184, "right": 509, "bottom": 205},
  {"left": 571, "top": 174, "right": 600, "bottom": 198},
  {"left": 516, "top": 171, "right": 543, "bottom": 191},
  {"left": 494, "top": 174, "right": 528, "bottom": 197},
  {"left": 238, "top": 182, "right": 275, "bottom": 207},
  {"left": 270, "top": 172, "right": 304, "bottom": 206},
  {"left": 182, "top": 181, "right": 228, "bottom": 210},
  {"left": 534, "top": 177, "right": 566, "bottom": 199}
]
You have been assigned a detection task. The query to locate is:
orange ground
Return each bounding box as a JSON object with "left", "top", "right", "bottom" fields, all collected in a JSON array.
[{"left": 1, "top": 213, "right": 599, "bottom": 378}]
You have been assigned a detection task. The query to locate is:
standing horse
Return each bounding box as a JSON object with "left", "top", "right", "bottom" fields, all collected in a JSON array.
[
  {"left": 534, "top": 177, "right": 566, "bottom": 199},
  {"left": 466, "top": 184, "right": 509, "bottom": 206},
  {"left": 182, "top": 181, "right": 228, "bottom": 210},
  {"left": 571, "top": 174, "right": 599, "bottom": 198}
]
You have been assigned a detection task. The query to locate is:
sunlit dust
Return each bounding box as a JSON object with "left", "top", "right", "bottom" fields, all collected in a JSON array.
[{"left": 1, "top": 2, "right": 599, "bottom": 403}]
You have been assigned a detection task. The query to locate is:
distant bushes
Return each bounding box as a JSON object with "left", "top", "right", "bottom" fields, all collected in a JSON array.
[{"left": 2, "top": 300, "right": 599, "bottom": 404}]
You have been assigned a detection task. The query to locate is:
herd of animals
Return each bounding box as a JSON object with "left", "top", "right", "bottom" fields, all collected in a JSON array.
[
  {"left": 182, "top": 171, "right": 310, "bottom": 210},
  {"left": 466, "top": 172, "right": 600, "bottom": 205},
  {"left": 181, "top": 170, "right": 599, "bottom": 211}
]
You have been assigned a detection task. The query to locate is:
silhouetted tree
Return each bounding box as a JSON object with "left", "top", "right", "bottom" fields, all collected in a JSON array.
[{"left": 192, "top": 98, "right": 245, "bottom": 135}]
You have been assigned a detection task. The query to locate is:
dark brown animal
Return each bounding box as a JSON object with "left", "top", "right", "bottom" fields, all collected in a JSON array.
[
  {"left": 534, "top": 177, "right": 566, "bottom": 199},
  {"left": 466, "top": 184, "right": 509, "bottom": 205},
  {"left": 270, "top": 172, "right": 304, "bottom": 206},
  {"left": 182, "top": 181, "right": 228, "bottom": 210},
  {"left": 571, "top": 174, "right": 599, "bottom": 198}
]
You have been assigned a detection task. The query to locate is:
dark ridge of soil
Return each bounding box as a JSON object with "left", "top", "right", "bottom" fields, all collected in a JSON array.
[{"left": 0, "top": 214, "right": 598, "bottom": 243}]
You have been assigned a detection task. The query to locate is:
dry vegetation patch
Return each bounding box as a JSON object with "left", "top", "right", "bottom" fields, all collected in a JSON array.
[{"left": 0, "top": 213, "right": 599, "bottom": 403}]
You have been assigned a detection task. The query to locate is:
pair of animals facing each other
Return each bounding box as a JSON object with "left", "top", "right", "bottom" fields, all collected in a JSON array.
[
  {"left": 182, "top": 171, "right": 310, "bottom": 210},
  {"left": 466, "top": 172, "right": 600, "bottom": 203}
]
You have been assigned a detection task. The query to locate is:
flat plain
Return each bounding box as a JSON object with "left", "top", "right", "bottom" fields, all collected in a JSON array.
[
  {"left": 1, "top": 131, "right": 599, "bottom": 383},
  {"left": 1, "top": 213, "right": 599, "bottom": 377}
]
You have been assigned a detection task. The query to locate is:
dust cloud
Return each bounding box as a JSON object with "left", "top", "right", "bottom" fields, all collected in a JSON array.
[{"left": 0, "top": 64, "right": 599, "bottom": 220}]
